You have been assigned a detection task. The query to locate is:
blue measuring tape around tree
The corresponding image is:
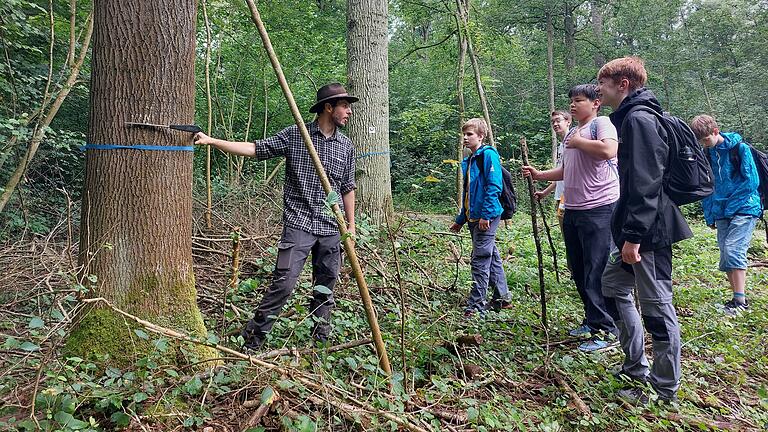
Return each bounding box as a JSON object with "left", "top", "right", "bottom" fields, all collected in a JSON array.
[
  {"left": 79, "top": 121, "right": 201, "bottom": 152},
  {"left": 80, "top": 144, "right": 194, "bottom": 152}
]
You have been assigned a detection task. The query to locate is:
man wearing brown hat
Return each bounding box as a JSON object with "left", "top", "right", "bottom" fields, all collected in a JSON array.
[{"left": 194, "top": 82, "right": 358, "bottom": 351}]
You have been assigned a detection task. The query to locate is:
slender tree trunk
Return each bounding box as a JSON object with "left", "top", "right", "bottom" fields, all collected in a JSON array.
[
  {"left": 68, "top": 0, "right": 216, "bottom": 365},
  {"left": 564, "top": 1, "right": 576, "bottom": 78},
  {"left": 590, "top": 1, "right": 605, "bottom": 67},
  {"left": 0, "top": 14, "right": 93, "bottom": 214},
  {"left": 456, "top": 0, "right": 495, "bottom": 147},
  {"left": 347, "top": 0, "right": 393, "bottom": 224},
  {"left": 729, "top": 80, "right": 747, "bottom": 132},
  {"left": 546, "top": 11, "right": 557, "bottom": 165},
  {"left": 454, "top": 10, "right": 467, "bottom": 208}
]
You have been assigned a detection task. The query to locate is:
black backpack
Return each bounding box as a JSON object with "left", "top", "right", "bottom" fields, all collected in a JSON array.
[
  {"left": 625, "top": 107, "right": 714, "bottom": 206},
  {"left": 725, "top": 141, "right": 768, "bottom": 209},
  {"left": 470, "top": 147, "right": 518, "bottom": 220}
]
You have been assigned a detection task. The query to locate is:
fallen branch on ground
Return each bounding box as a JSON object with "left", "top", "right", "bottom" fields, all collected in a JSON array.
[{"left": 81, "top": 297, "right": 430, "bottom": 432}]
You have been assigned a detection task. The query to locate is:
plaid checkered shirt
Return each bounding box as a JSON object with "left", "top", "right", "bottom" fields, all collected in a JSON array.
[{"left": 254, "top": 121, "right": 356, "bottom": 236}]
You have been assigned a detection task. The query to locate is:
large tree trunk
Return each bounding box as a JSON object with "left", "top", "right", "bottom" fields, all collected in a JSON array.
[
  {"left": 67, "top": 0, "right": 216, "bottom": 365},
  {"left": 347, "top": 0, "right": 393, "bottom": 224}
]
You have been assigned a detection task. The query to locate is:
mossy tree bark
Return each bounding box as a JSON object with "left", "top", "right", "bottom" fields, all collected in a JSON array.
[
  {"left": 347, "top": 0, "right": 394, "bottom": 224},
  {"left": 68, "top": 0, "right": 216, "bottom": 366}
]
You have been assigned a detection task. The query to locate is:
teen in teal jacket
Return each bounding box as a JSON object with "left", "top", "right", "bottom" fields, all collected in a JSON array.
[
  {"left": 703, "top": 132, "right": 762, "bottom": 226},
  {"left": 455, "top": 145, "right": 503, "bottom": 225}
]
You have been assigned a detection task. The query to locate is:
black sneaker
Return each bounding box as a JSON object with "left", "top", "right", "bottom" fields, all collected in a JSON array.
[
  {"left": 240, "top": 322, "right": 265, "bottom": 354},
  {"left": 617, "top": 387, "right": 649, "bottom": 406},
  {"left": 490, "top": 299, "right": 514, "bottom": 312},
  {"left": 723, "top": 299, "right": 749, "bottom": 316}
]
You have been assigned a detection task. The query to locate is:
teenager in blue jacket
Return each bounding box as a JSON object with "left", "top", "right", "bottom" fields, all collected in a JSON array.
[
  {"left": 450, "top": 118, "right": 511, "bottom": 316},
  {"left": 691, "top": 115, "right": 762, "bottom": 315}
]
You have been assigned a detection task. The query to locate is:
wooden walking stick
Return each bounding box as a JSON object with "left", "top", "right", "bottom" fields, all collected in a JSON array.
[
  {"left": 243, "top": 0, "right": 392, "bottom": 379},
  {"left": 537, "top": 200, "right": 560, "bottom": 283},
  {"left": 520, "top": 137, "right": 548, "bottom": 328}
]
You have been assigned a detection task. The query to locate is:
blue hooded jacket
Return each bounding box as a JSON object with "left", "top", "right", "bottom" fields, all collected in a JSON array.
[
  {"left": 455, "top": 145, "right": 503, "bottom": 224},
  {"left": 702, "top": 132, "right": 762, "bottom": 225}
]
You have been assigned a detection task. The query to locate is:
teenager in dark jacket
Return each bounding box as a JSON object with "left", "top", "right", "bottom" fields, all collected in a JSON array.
[{"left": 595, "top": 56, "right": 691, "bottom": 405}]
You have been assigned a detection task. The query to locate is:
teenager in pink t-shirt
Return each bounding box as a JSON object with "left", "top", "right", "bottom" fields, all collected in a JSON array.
[{"left": 522, "top": 84, "right": 619, "bottom": 352}]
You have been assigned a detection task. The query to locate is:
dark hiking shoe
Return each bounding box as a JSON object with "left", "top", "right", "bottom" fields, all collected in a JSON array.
[
  {"left": 722, "top": 299, "right": 749, "bottom": 316},
  {"left": 240, "top": 321, "right": 265, "bottom": 354},
  {"left": 618, "top": 387, "right": 650, "bottom": 406},
  {"left": 490, "top": 299, "right": 514, "bottom": 312},
  {"left": 242, "top": 339, "right": 264, "bottom": 356},
  {"left": 618, "top": 386, "right": 678, "bottom": 407},
  {"left": 463, "top": 309, "right": 486, "bottom": 319}
]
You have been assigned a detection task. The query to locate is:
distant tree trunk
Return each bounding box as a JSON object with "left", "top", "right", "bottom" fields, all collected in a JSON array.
[
  {"left": 564, "top": 1, "right": 576, "bottom": 78},
  {"left": 456, "top": 0, "right": 495, "bottom": 147},
  {"left": 68, "top": 0, "right": 216, "bottom": 365},
  {"left": 590, "top": 0, "right": 605, "bottom": 67},
  {"left": 455, "top": 9, "right": 468, "bottom": 208},
  {"left": 347, "top": 0, "right": 393, "bottom": 224},
  {"left": 546, "top": 11, "right": 557, "bottom": 165}
]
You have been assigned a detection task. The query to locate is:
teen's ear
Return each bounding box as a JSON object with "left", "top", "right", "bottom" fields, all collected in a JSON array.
[
  {"left": 619, "top": 77, "right": 630, "bottom": 91},
  {"left": 713, "top": 127, "right": 720, "bottom": 136}
]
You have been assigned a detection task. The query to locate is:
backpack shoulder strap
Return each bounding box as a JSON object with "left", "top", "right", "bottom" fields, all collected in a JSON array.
[
  {"left": 472, "top": 149, "right": 486, "bottom": 180},
  {"left": 474, "top": 146, "right": 500, "bottom": 177},
  {"left": 590, "top": 118, "right": 598, "bottom": 140}
]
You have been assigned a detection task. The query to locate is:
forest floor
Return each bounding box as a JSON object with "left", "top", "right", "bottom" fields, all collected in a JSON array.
[{"left": 1, "top": 188, "right": 768, "bottom": 431}]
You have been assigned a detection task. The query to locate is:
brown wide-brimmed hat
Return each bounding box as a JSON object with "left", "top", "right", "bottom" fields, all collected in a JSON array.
[{"left": 309, "top": 83, "right": 359, "bottom": 113}]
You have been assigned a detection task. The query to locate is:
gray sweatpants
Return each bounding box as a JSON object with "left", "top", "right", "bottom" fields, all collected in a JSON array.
[
  {"left": 601, "top": 244, "right": 681, "bottom": 400},
  {"left": 242, "top": 226, "right": 340, "bottom": 345},
  {"left": 466, "top": 216, "right": 510, "bottom": 312}
]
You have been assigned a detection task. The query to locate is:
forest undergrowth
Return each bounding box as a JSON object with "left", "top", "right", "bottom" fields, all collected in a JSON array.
[{"left": 1, "top": 186, "right": 768, "bottom": 431}]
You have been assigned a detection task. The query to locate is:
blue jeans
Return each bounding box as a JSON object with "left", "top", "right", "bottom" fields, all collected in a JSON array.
[
  {"left": 715, "top": 215, "right": 758, "bottom": 271},
  {"left": 562, "top": 203, "right": 617, "bottom": 335},
  {"left": 466, "top": 216, "right": 510, "bottom": 312}
]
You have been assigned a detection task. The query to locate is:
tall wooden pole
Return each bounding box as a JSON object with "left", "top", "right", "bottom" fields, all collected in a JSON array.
[
  {"left": 243, "top": 0, "right": 392, "bottom": 378},
  {"left": 521, "top": 137, "right": 548, "bottom": 328}
]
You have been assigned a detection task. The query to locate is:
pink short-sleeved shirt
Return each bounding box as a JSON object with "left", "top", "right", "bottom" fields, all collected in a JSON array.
[{"left": 562, "top": 116, "right": 620, "bottom": 210}]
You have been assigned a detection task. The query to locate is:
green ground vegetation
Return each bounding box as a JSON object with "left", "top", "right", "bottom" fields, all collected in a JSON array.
[{"left": 2, "top": 197, "right": 766, "bottom": 431}]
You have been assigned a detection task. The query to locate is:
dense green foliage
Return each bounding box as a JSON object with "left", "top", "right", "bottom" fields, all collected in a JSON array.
[
  {"left": 2, "top": 207, "right": 767, "bottom": 430},
  {"left": 3, "top": 0, "right": 768, "bottom": 233}
]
